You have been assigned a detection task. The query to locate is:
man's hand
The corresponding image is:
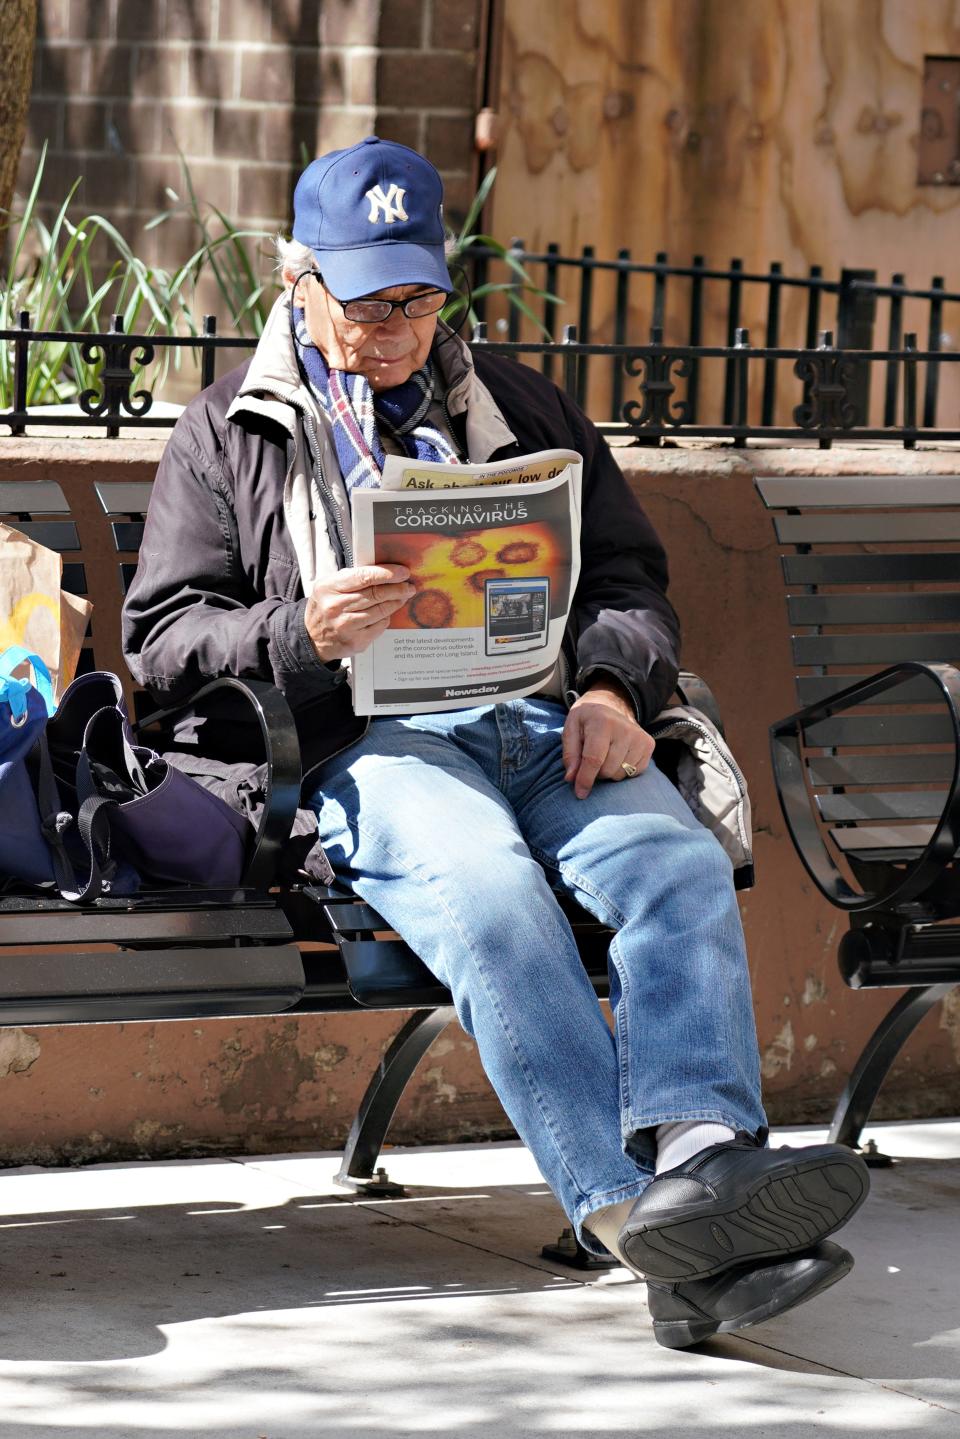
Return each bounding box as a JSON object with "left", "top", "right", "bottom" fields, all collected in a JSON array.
[
  {"left": 305, "top": 564, "right": 415, "bottom": 662},
  {"left": 562, "top": 677, "right": 655, "bottom": 800}
]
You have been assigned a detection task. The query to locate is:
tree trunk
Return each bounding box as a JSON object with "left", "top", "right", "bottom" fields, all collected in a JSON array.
[{"left": 0, "top": 0, "right": 37, "bottom": 220}]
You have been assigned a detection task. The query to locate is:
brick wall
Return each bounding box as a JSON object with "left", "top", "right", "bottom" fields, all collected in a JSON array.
[{"left": 17, "top": 0, "right": 485, "bottom": 320}]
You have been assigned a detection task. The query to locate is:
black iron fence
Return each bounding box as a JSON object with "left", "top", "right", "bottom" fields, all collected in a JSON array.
[
  {"left": 473, "top": 244, "right": 946, "bottom": 356},
  {"left": 0, "top": 313, "right": 250, "bottom": 437},
  {"left": 472, "top": 329, "right": 960, "bottom": 447},
  {"left": 471, "top": 246, "right": 960, "bottom": 431},
  {"left": 1, "top": 282, "right": 960, "bottom": 448}
]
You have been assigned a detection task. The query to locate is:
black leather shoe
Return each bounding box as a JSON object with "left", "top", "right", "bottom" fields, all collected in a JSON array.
[
  {"left": 620, "top": 1132, "right": 869, "bottom": 1281},
  {"left": 646, "top": 1240, "right": 853, "bottom": 1349}
]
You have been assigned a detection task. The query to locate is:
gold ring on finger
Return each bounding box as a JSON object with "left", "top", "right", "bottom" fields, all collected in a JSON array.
[{"left": 620, "top": 761, "right": 639, "bottom": 778}]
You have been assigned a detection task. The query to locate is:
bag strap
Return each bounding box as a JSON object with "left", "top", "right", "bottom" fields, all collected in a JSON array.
[
  {"left": 35, "top": 732, "right": 116, "bottom": 904},
  {"left": 76, "top": 717, "right": 151, "bottom": 802},
  {"left": 67, "top": 794, "right": 120, "bottom": 904},
  {"left": 0, "top": 647, "right": 55, "bottom": 717}
]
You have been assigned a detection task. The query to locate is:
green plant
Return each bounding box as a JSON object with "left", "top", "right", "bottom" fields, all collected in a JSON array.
[
  {"left": 146, "top": 152, "right": 276, "bottom": 338},
  {"left": 442, "top": 166, "right": 560, "bottom": 339},
  {"left": 0, "top": 144, "right": 211, "bottom": 407}
]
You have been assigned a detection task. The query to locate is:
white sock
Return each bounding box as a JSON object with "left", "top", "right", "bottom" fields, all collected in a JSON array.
[
  {"left": 582, "top": 1196, "right": 638, "bottom": 1267},
  {"left": 655, "top": 1121, "right": 735, "bottom": 1175},
  {"left": 582, "top": 1123, "right": 738, "bottom": 1267}
]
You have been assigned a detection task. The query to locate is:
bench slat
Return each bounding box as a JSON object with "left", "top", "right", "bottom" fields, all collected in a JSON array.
[
  {"left": 829, "top": 823, "right": 936, "bottom": 852},
  {"left": 0, "top": 945, "right": 305, "bottom": 1025},
  {"left": 775, "top": 514, "right": 960, "bottom": 543},
  {"left": 793, "top": 633, "right": 960, "bottom": 666},
  {"left": 788, "top": 592, "right": 960, "bottom": 625},
  {"left": 61, "top": 562, "right": 87, "bottom": 595},
  {"left": 339, "top": 938, "right": 452, "bottom": 1008},
  {"left": 758, "top": 476, "right": 960, "bottom": 508},
  {"left": 6, "top": 520, "right": 80, "bottom": 550},
  {"left": 0, "top": 900, "right": 293, "bottom": 945},
  {"left": 337, "top": 934, "right": 612, "bottom": 1010},
  {"left": 807, "top": 753, "right": 956, "bottom": 785},
  {"left": 94, "top": 480, "right": 154, "bottom": 515},
  {"left": 784, "top": 553, "right": 960, "bottom": 584},
  {"left": 816, "top": 791, "right": 947, "bottom": 822},
  {"left": 112, "top": 521, "right": 145, "bottom": 550},
  {"left": 804, "top": 713, "right": 955, "bottom": 746},
  {"left": 839, "top": 845, "right": 932, "bottom": 863},
  {"left": 795, "top": 674, "right": 939, "bottom": 704},
  {"left": 0, "top": 481, "right": 69, "bottom": 514},
  {"left": 324, "top": 901, "right": 394, "bottom": 937}
]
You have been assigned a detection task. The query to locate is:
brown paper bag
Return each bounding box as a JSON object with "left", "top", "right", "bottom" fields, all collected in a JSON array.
[{"left": 0, "top": 521, "right": 93, "bottom": 700}]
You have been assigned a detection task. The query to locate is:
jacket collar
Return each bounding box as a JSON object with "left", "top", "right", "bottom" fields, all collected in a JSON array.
[
  {"left": 432, "top": 322, "right": 517, "bottom": 459},
  {"left": 226, "top": 291, "right": 310, "bottom": 433},
  {"left": 227, "top": 295, "right": 517, "bottom": 461}
]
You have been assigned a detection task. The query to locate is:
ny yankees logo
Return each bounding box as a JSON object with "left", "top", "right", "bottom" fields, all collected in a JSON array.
[{"left": 365, "top": 183, "right": 408, "bottom": 224}]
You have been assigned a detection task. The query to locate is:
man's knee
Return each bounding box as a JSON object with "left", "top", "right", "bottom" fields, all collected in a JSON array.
[{"left": 624, "top": 820, "right": 735, "bottom": 915}]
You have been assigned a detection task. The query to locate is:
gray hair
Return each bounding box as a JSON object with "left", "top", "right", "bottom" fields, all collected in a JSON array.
[{"left": 275, "top": 234, "right": 317, "bottom": 279}]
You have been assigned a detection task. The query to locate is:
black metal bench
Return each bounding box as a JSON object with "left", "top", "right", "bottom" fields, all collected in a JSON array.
[
  {"left": 1, "top": 471, "right": 740, "bottom": 1203},
  {"left": 757, "top": 474, "right": 960, "bottom": 1150}
]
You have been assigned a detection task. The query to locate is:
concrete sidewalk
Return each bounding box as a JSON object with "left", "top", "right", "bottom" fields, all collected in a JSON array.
[{"left": 0, "top": 1118, "right": 957, "bottom": 1438}]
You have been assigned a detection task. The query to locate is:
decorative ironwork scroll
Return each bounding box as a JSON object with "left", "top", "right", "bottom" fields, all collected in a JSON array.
[
  {"left": 622, "top": 349, "right": 691, "bottom": 430},
  {"left": 78, "top": 323, "right": 156, "bottom": 423},
  {"left": 793, "top": 347, "right": 859, "bottom": 431}
]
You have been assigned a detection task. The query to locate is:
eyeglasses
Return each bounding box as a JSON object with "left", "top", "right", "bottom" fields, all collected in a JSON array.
[{"left": 318, "top": 276, "right": 449, "bottom": 324}]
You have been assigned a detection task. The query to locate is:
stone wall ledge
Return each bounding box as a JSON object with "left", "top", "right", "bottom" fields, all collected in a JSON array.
[
  {"left": 0, "top": 434, "right": 169, "bottom": 468},
  {"left": 608, "top": 436, "right": 960, "bottom": 476},
  {"left": 4, "top": 433, "right": 959, "bottom": 473}
]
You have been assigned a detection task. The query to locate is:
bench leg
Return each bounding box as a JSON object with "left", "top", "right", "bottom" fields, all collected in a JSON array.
[
  {"left": 828, "top": 982, "right": 957, "bottom": 1151},
  {"left": 541, "top": 1227, "right": 619, "bottom": 1270},
  {"left": 336, "top": 1006, "right": 456, "bottom": 1196}
]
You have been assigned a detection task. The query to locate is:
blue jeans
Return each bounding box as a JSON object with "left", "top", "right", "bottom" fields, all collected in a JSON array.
[{"left": 308, "top": 697, "right": 765, "bottom": 1253}]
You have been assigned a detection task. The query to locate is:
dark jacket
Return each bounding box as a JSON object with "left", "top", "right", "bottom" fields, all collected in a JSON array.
[{"left": 123, "top": 330, "right": 681, "bottom": 793}]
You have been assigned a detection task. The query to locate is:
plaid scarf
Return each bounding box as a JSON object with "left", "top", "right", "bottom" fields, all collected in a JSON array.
[{"left": 292, "top": 307, "right": 461, "bottom": 496}]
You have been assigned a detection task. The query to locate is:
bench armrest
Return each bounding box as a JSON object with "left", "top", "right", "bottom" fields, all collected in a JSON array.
[
  {"left": 137, "top": 677, "right": 302, "bottom": 890},
  {"left": 770, "top": 660, "right": 960, "bottom": 913}
]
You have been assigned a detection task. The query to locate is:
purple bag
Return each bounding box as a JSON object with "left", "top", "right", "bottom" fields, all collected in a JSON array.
[
  {"left": 77, "top": 702, "right": 250, "bottom": 887},
  {"left": 47, "top": 671, "right": 251, "bottom": 890}
]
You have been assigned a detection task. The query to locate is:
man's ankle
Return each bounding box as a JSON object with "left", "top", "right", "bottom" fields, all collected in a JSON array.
[
  {"left": 655, "top": 1121, "right": 735, "bottom": 1174},
  {"left": 582, "top": 1196, "right": 638, "bottom": 1265}
]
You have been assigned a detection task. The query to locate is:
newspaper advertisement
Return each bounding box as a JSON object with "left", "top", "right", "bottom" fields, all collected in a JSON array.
[
  {"left": 350, "top": 451, "right": 582, "bottom": 715},
  {"left": 379, "top": 447, "right": 581, "bottom": 492}
]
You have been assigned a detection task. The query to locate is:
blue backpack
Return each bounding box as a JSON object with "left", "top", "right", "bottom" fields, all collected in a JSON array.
[{"left": 0, "top": 646, "right": 60, "bottom": 886}]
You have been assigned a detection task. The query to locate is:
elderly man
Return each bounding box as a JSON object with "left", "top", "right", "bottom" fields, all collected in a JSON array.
[{"left": 123, "top": 137, "right": 868, "bottom": 1349}]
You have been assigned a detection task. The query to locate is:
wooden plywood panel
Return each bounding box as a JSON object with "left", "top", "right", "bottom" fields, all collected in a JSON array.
[{"left": 490, "top": 0, "right": 960, "bottom": 423}]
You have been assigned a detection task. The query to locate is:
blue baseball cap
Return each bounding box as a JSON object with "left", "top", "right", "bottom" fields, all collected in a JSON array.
[{"left": 292, "top": 136, "right": 451, "bottom": 301}]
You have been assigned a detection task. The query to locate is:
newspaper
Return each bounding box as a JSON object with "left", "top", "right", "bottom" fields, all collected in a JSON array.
[{"left": 350, "top": 450, "right": 582, "bottom": 715}]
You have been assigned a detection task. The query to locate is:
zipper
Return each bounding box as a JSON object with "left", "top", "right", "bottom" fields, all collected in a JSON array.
[
  {"left": 650, "top": 713, "right": 750, "bottom": 798},
  {"left": 649, "top": 711, "right": 752, "bottom": 853},
  {"left": 441, "top": 390, "right": 458, "bottom": 449}
]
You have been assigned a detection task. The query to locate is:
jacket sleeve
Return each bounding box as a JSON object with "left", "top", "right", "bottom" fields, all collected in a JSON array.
[
  {"left": 560, "top": 390, "right": 681, "bottom": 726},
  {"left": 121, "top": 402, "right": 340, "bottom": 708}
]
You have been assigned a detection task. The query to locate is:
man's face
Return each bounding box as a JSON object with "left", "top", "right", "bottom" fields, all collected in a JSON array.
[{"left": 299, "top": 275, "right": 441, "bottom": 390}]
